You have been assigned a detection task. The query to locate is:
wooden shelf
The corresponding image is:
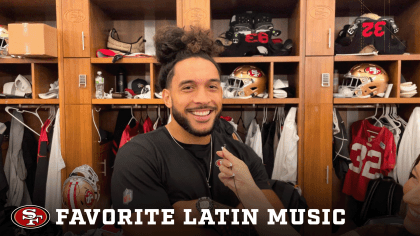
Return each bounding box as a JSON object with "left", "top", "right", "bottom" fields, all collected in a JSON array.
[
  {"left": 92, "top": 98, "right": 300, "bottom": 105},
  {"left": 334, "top": 98, "right": 420, "bottom": 104},
  {"left": 91, "top": 57, "right": 157, "bottom": 64},
  {"left": 214, "top": 56, "right": 301, "bottom": 63},
  {"left": 334, "top": 54, "right": 420, "bottom": 62},
  {"left": 0, "top": 99, "right": 59, "bottom": 105},
  {"left": 0, "top": 58, "right": 58, "bottom": 64},
  {"left": 91, "top": 56, "right": 301, "bottom": 64}
]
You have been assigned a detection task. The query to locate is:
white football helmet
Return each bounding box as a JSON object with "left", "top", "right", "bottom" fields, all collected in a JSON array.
[
  {"left": 62, "top": 165, "right": 100, "bottom": 210},
  {"left": 0, "top": 26, "right": 9, "bottom": 57}
]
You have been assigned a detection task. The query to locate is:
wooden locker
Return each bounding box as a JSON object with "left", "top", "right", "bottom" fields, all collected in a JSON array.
[
  {"left": 306, "top": 0, "right": 336, "bottom": 55},
  {"left": 62, "top": 0, "right": 91, "bottom": 57}
]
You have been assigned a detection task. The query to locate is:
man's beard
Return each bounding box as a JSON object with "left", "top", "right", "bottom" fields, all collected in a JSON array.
[{"left": 172, "top": 104, "right": 221, "bottom": 137}]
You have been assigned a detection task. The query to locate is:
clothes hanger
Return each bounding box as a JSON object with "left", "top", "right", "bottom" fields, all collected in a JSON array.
[
  {"left": 365, "top": 104, "right": 383, "bottom": 126},
  {"left": 139, "top": 107, "right": 144, "bottom": 124},
  {"left": 385, "top": 104, "right": 401, "bottom": 128},
  {"left": 157, "top": 105, "right": 161, "bottom": 121},
  {"left": 46, "top": 106, "right": 57, "bottom": 133},
  {"left": 273, "top": 107, "right": 278, "bottom": 122},
  {"left": 392, "top": 104, "right": 407, "bottom": 127},
  {"left": 127, "top": 106, "right": 137, "bottom": 127},
  {"left": 92, "top": 107, "right": 101, "bottom": 143},
  {"left": 262, "top": 106, "right": 268, "bottom": 124},
  {"left": 279, "top": 107, "right": 285, "bottom": 126},
  {"left": 145, "top": 105, "right": 149, "bottom": 120},
  {"left": 5, "top": 106, "right": 40, "bottom": 136},
  {"left": 365, "top": 104, "right": 383, "bottom": 135},
  {"left": 236, "top": 106, "right": 246, "bottom": 130},
  {"left": 254, "top": 105, "right": 258, "bottom": 121}
]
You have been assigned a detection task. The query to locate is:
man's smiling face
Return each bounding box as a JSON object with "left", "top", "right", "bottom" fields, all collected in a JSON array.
[{"left": 164, "top": 57, "right": 222, "bottom": 137}]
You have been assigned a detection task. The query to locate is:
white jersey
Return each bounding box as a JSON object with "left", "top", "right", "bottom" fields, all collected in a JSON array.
[
  {"left": 45, "top": 109, "right": 66, "bottom": 222},
  {"left": 272, "top": 107, "right": 299, "bottom": 183},
  {"left": 245, "top": 119, "right": 263, "bottom": 162},
  {"left": 395, "top": 107, "right": 420, "bottom": 186}
]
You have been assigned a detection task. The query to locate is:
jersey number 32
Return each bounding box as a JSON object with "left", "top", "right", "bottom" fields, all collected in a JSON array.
[{"left": 349, "top": 143, "right": 382, "bottom": 179}]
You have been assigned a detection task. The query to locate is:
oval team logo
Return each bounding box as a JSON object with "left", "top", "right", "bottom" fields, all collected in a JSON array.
[
  {"left": 248, "top": 69, "right": 262, "bottom": 77},
  {"left": 11, "top": 205, "right": 50, "bottom": 229},
  {"left": 365, "top": 66, "right": 381, "bottom": 75}
]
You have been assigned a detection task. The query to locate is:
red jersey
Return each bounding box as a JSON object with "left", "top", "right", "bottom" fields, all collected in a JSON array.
[
  {"left": 343, "top": 120, "right": 396, "bottom": 201},
  {"left": 119, "top": 121, "right": 140, "bottom": 148}
]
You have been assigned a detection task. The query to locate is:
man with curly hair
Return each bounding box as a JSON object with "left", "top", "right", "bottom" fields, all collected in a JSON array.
[{"left": 111, "top": 26, "right": 299, "bottom": 236}]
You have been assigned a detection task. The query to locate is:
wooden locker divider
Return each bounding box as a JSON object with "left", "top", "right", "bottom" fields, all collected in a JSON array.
[
  {"left": 63, "top": 58, "right": 92, "bottom": 104},
  {"left": 303, "top": 56, "right": 333, "bottom": 235},
  {"left": 389, "top": 60, "right": 401, "bottom": 98},
  {"left": 150, "top": 62, "right": 156, "bottom": 97},
  {"left": 269, "top": 62, "right": 274, "bottom": 99},
  {"left": 64, "top": 104, "right": 94, "bottom": 176}
]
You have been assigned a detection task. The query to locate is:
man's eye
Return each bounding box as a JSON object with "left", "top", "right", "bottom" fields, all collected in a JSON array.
[
  {"left": 209, "top": 84, "right": 220, "bottom": 89},
  {"left": 182, "top": 86, "right": 192, "bottom": 90}
]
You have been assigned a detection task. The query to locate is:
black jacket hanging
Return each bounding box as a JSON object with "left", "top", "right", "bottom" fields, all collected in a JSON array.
[
  {"left": 261, "top": 121, "right": 276, "bottom": 178},
  {"left": 332, "top": 109, "right": 351, "bottom": 179},
  {"left": 111, "top": 109, "right": 132, "bottom": 167},
  {"left": 33, "top": 119, "right": 52, "bottom": 207},
  {"left": 21, "top": 127, "right": 38, "bottom": 201}
]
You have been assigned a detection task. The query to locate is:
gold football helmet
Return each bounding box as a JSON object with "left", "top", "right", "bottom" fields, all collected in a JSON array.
[
  {"left": 340, "top": 63, "right": 389, "bottom": 98},
  {"left": 224, "top": 65, "right": 267, "bottom": 98},
  {"left": 62, "top": 165, "right": 100, "bottom": 210}
]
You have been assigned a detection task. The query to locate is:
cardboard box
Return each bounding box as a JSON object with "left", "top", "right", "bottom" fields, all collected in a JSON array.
[{"left": 8, "top": 23, "right": 57, "bottom": 58}]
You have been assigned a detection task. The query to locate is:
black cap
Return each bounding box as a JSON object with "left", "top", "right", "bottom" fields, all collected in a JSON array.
[{"left": 131, "top": 79, "right": 148, "bottom": 94}]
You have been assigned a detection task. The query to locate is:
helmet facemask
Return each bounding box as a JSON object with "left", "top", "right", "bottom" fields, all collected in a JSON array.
[
  {"left": 224, "top": 77, "right": 253, "bottom": 98},
  {"left": 0, "top": 27, "right": 9, "bottom": 57}
]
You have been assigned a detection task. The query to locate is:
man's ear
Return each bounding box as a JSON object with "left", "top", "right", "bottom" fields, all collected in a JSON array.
[{"left": 162, "top": 89, "right": 172, "bottom": 108}]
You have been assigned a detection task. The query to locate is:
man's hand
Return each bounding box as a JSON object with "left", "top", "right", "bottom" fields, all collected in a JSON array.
[{"left": 215, "top": 147, "right": 260, "bottom": 197}]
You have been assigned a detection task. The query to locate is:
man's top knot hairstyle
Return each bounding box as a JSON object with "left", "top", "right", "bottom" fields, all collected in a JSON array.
[{"left": 154, "top": 26, "right": 224, "bottom": 90}]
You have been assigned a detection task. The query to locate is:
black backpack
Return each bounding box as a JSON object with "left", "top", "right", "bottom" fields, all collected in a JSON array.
[
  {"left": 354, "top": 177, "right": 404, "bottom": 226},
  {"left": 269, "top": 180, "right": 308, "bottom": 232},
  {"left": 335, "top": 15, "right": 406, "bottom": 55}
]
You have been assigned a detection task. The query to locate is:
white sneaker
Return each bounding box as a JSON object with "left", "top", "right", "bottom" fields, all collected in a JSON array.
[{"left": 39, "top": 80, "right": 59, "bottom": 99}]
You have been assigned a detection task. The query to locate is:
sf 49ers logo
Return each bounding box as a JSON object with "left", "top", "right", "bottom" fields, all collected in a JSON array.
[
  {"left": 248, "top": 69, "right": 262, "bottom": 77},
  {"left": 364, "top": 66, "right": 381, "bottom": 75},
  {"left": 11, "top": 205, "right": 50, "bottom": 229},
  {"left": 85, "top": 190, "right": 94, "bottom": 207}
]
